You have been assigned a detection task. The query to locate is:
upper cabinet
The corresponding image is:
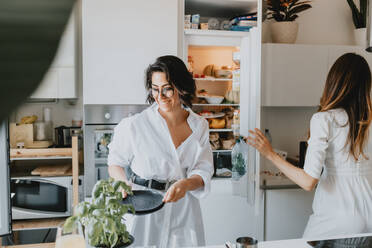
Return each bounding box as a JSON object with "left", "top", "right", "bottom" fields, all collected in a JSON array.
[
  {"left": 30, "top": 7, "right": 77, "bottom": 99},
  {"left": 262, "top": 44, "right": 328, "bottom": 107},
  {"left": 82, "top": 0, "right": 181, "bottom": 105},
  {"left": 262, "top": 44, "right": 372, "bottom": 107}
]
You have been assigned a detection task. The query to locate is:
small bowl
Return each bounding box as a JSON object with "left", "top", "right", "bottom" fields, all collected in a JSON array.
[
  {"left": 214, "top": 69, "right": 232, "bottom": 78},
  {"left": 204, "top": 96, "right": 224, "bottom": 104}
]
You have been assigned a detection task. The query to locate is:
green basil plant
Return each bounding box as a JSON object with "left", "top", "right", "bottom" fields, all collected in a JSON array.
[{"left": 63, "top": 178, "right": 134, "bottom": 248}]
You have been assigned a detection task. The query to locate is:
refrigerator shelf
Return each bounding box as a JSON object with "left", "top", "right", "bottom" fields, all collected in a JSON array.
[
  {"left": 209, "top": 129, "right": 233, "bottom": 132},
  {"left": 184, "top": 29, "right": 250, "bottom": 37},
  {"left": 193, "top": 78, "right": 232, "bottom": 82}
]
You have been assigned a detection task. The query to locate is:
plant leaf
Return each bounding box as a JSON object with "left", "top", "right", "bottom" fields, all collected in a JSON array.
[
  {"left": 288, "top": 4, "right": 312, "bottom": 17},
  {"left": 289, "top": 14, "right": 299, "bottom": 21},
  {"left": 63, "top": 216, "right": 78, "bottom": 234},
  {"left": 347, "top": 0, "right": 361, "bottom": 28},
  {"left": 87, "top": 219, "right": 104, "bottom": 247},
  {"left": 109, "top": 232, "right": 119, "bottom": 248},
  {"left": 361, "top": 0, "right": 367, "bottom": 27}
]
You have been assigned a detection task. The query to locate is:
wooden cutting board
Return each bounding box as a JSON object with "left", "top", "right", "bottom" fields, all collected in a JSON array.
[{"left": 31, "top": 164, "right": 72, "bottom": 177}]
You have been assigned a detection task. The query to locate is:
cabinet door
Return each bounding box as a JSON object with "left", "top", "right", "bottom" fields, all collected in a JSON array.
[
  {"left": 82, "top": 0, "right": 180, "bottom": 104},
  {"left": 262, "top": 44, "right": 328, "bottom": 106},
  {"left": 328, "top": 46, "right": 372, "bottom": 70},
  {"left": 30, "top": 68, "right": 59, "bottom": 98},
  {"left": 29, "top": 9, "right": 76, "bottom": 99},
  {"left": 265, "top": 189, "right": 314, "bottom": 241},
  {"left": 58, "top": 67, "right": 76, "bottom": 98}
]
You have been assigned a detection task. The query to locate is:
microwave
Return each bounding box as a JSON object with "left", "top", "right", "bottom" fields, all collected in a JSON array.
[{"left": 11, "top": 176, "right": 84, "bottom": 220}]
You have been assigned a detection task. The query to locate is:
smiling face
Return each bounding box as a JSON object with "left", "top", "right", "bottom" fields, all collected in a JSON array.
[{"left": 151, "top": 72, "right": 181, "bottom": 113}]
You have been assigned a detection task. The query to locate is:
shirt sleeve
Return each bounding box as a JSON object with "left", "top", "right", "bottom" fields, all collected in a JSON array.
[
  {"left": 107, "top": 117, "right": 134, "bottom": 168},
  {"left": 187, "top": 119, "right": 214, "bottom": 199},
  {"left": 303, "top": 112, "right": 330, "bottom": 179}
]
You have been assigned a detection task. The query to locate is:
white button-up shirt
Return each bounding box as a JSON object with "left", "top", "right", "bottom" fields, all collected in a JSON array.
[{"left": 107, "top": 103, "right": 214, "bottom": 247}]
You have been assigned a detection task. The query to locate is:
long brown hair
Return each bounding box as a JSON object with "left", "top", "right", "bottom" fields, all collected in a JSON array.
[{"left": 317, "top": 53, "right": 372, "bottom": 160}]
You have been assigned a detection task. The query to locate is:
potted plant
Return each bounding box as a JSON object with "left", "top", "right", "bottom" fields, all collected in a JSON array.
[
  {"left": 63, "top": 178, "right": 134, "bottom": 248},
  {"left": 347, "top": 0, "right": 367, "bottom": 46},
  {"left": 267, "top": 0, "right": 312, "bottom": 43}
]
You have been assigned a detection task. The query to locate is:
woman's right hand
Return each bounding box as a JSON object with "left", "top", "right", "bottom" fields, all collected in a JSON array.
[
  {"left": 121, "top": 181, "right": 132, "bottom": 199},
  {"left": 245, "top": 128, "right": 275, "bottom": 159}
]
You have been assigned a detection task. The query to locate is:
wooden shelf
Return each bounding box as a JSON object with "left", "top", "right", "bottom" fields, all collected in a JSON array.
[
  {"left": 3, "top": 243, "right": 55, "bottom": 248},
  {"left": 12, "top": 217, "right": 67, "bottom": 231},
  {"left": 10, "top": 148, "right": 73, "bottom": 160},
  {"left": 9, "top": 137, "right": 80, "bottom": 225}
]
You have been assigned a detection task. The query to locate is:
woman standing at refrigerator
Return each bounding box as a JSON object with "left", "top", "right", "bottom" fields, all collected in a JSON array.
[
  {"left": 247, "top": 53, "right": 372, "bottom": 238},
  {"left": 107, "top": 55, "right": 214, "bottom": 247}
]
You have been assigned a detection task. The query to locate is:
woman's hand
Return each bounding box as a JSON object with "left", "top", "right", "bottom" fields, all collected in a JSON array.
[
  {"left": 246, "top": 128, "right": 275, "bottom": 159},
  {"left": 121, "top": 181, "right": 132, "bottom": 199},
  {"left": 163, "top": 179, "right": 189, "bottom": 203}
]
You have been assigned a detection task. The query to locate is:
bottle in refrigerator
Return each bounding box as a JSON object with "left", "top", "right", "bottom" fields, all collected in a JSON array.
[
  {"left": 187, "top": 56, "right": 194, "bottom": 76},
  {"left": 231, "top": 136, "right": 248, "bottom": 180},
  {"left": 264, "top": 129, "right": 272, "bottom": 144},
  {"left": 232, "top": 109, "right": 240, "bottom": 138}
]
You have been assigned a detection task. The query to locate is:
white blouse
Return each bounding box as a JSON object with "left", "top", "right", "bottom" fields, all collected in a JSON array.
[
  {"left": 303, "top": 109, "right": 372, "bottom": 238},
  {"left": 107, "top": 103, "right": 214, "bottom": 197}
]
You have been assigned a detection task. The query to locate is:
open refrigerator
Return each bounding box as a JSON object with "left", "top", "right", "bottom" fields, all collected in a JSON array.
[{"left": 184, "top": 26, "right": 262, "bottom": 212}]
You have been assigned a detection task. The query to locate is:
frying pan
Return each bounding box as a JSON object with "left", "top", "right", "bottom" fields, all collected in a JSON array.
[{"left": 121, "top": 190, "right": 165, "bottom": 215}]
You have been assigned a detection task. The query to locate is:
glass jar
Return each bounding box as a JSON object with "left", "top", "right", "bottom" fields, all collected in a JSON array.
[
  {"left": 187, "top": 56, "right": 194, "bottom": 76},
  {"left": 232, "top": 109, "right": 240, "bottom": 138}
]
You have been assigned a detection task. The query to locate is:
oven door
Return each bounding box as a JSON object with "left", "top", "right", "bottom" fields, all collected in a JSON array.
[
  {"left": 11, "top": 177, "right": 72, "bottom": 220},
  {"left": 84, "top": 125, "right": 115, "bottom": 196}
]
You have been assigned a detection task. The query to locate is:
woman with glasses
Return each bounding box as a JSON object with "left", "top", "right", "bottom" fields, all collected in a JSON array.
[
  {"left": 107, "top": 55, "right": 214, "bottom": 247},
  {"left": 247, "top": 53, "right": 372, "bottom": 238}
]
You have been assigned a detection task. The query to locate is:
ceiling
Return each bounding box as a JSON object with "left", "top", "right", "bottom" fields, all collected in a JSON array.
[{"left": 185, "top": 0, "right": 257, "bottom": 19}]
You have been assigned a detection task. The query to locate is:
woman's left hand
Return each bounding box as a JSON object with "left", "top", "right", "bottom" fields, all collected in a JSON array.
[
  {"left": 163, "top": 179, "right": 189, "bottom": 203},
  {"left": 246, "top": 128, "right": 275, "bottom": 159}
]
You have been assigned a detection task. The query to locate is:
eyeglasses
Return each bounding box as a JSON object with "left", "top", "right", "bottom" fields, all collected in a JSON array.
[{"left": 151, "top": 86, "right": 175, "bottom": 98}]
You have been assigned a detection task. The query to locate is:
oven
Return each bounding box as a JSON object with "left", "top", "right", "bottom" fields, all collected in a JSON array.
[
  {"left": 11, "top": 176, "right": 83, "bottom": 220},
  {"left": 83, "top": 105, "right": 147, "bottom": 197}
]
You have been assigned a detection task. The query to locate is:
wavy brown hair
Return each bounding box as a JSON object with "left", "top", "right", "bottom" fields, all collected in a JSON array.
[
  {"left": 317, "top": 53, "right": 372, "bottom": 160},
  {"left": 145, "top": 55, "right": 196, "bottom": 108}
]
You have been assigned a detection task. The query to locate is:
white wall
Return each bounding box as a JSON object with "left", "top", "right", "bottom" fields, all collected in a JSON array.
[
  {"left": 263, "top": 0, "right": 355, "bottom": 45},
  {"left": 261, "top": 106, "right": 317, "bottom": 157}
]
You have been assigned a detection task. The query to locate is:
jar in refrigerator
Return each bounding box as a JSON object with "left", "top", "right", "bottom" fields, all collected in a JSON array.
[
  {"left": 187, "top": 56, "right": 194, "bottom": 75},
  {"left": 232, "top": 109, "right": 240, "bottom": 137},
  {"left": 232, "top": 82, "right": 240, "bottom": 104}
]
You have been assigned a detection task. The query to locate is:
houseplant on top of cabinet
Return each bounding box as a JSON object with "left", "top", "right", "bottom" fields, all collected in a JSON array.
[
  {"left": 267, "top": 0, "right": 312, "bottom": 43},
  {"left": 346, "top": 0, "right": 367, "bottom": 46},
  {"left": 63, "top": 178, "right": 134, "bottom": 248}
]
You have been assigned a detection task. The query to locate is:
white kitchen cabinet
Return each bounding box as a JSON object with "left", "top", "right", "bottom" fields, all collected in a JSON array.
[
  {"left": 200, "top": 179, "right": 262, "bottom": 245},
  {"left": 262, "top": 44, "right": 328, "bottom": 107},
  {"left": 328, "top": 46, "right": 372, "bottom": 70},
  {"left": 262, "top": 44, "right": 372, "bottom": 107},
  {"left": 82, "top": 0, "right": 181, "bottom": 104},
  {"left": 264, "top": 188, "right": 314, "bottom": 241},
  {"left": 30, "top": 8, "right": 77, "bottom": 99}
]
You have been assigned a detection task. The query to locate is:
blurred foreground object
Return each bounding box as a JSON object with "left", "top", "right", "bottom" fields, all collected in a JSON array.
[{"left": 0, "top": 0, "right": 75, "bottom": 121}]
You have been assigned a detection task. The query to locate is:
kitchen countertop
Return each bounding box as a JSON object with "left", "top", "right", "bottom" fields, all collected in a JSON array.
[{"left": 200, "top": 232, "right": 372, "bottom": 248}]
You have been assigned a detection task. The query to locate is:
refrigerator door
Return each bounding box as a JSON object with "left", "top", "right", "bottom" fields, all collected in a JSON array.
[
  {"left": 240, "top": 27, "right": 261, "bottom": 212},
  {"left": 0, "top": 121, "right": 11, "bottom": 236}
]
